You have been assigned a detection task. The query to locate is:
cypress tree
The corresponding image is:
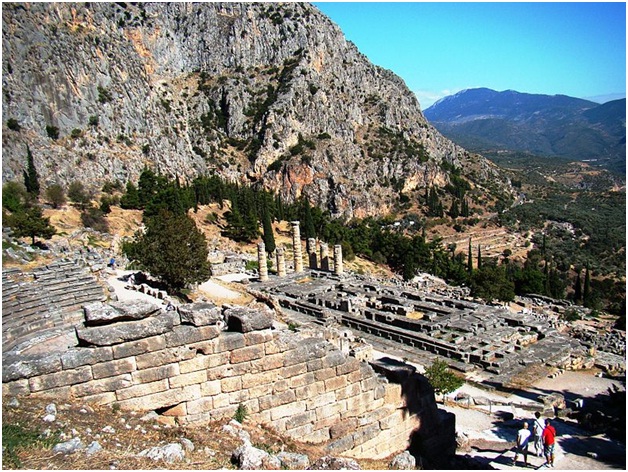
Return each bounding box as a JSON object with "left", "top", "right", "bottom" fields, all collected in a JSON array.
[
  {"left": 23, "top": 145, "right": 40, "bottom": 196},
  {"left": 262, "top": 205, "right": 276, "bottom": 254},
  {"left": 467, "top": 238, "right": 473, "bottom": 273},
  {"left": 477, "top": 244, "right": 482, "bottom": 269},
  {"left": 583, "top": 266, "right": 591, "bottom": 305},
  {"left": 303, "top": 199, "right": 316, "bottom": 239},
  {"left": 573, "top": 269, "right": 582, "bottom": 303}
]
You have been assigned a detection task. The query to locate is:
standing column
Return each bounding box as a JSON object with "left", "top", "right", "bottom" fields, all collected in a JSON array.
[
  {"left": 257, "top": 242, "right": 268, "bottom": 282},
  {"left": 291, "top": 221, "right": 303, "bottom": 273},
  {"left": 333, "top": 244, "right": 343, "bottom": 275},
  {"left": 320, "top": 242, "right": 330, "bottom": 271},
  {"left": 308, "top": 238, "right": 318, "bottom": 269},
  {"left": 276, "top": 247, "right": 287, "bottom": 277}
]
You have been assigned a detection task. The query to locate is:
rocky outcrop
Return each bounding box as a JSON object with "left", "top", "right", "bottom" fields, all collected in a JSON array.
[{"left": 2, "top": 2, "right": 512, "bottom": 218}]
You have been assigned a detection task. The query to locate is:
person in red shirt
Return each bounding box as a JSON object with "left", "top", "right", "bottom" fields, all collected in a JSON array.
[{"left": 542, "top": 418, "right": 557, "bottom": 468}]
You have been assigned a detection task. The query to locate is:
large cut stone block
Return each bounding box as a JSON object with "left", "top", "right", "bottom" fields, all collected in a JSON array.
[
  {"left": 225, "top": 307, "right": 272, "bottom": 333},
  {"left": 3, "top": 353, "right": 62, "bottom": 382},
  {"left": 83, "top": 300, "right": 161, "bottom": 325},
  {"left": 76, "top": 313, "right": 174, "bottom": 346},
  {"left": 92, "top": 357, "right": 137, "bottom": 379},
  {"left": 61, "top": 347, "right": 114, "bottom": 369},
  {"left": 178, "top": 302, "right": 223, "bottom": 326},
  {"left": 28, "top": 365, "right": 93, "bottom": 392}
]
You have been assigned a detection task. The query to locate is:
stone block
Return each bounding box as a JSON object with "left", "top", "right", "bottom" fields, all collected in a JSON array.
[
  {"left": 352, "top": 423, "right": 380, "bottom": 446},
  {"left": 209, "top": 404, "right": 237, "bottom": 421},
  {"left": 61, "top": 347, "right": 114, "bottom": 369},
  {"left": 273, "top": 379, "right": 290, "bottom": 393},
  {"left": 230, "top": 345, "right": 265, "bottom": 364},
  {"left": 136, "top": 346, "right": 195, "bottom": 369},
  {"left": 270, "top": 400, "right": 306, "bottom": 420},
  {"left": 243, "top": 330, "right": 274, "bottom": 346},
  {"left": 212, "top": 392, "right": 231, "bottom": 409},
  {"left": 285, "top": 410, "right": 317, "bottom": 430},
  {"left": 169, "top": 370, "right": 207, "bottom": 388},
  {"left": 162, "top": 403, "right": 188, "bottom": 416},
  {"left": 72, "top": 374, "right": 133, "bottom": 397},
  {"left": 314, "top": 367, "right": 337, "bottom": 381},
  {"left": 186, "top": 397, "right": 214, "bottom": 415},
  {"left": 281, "top": 362, "right": 308, "bottom": 378},
  {"left": 28, "top": 366, "right": 93, "bottom": 392},
  {"left": 322, "top": 350, "right": 346, "bottom": 369},
  {"left": 77, "top": 312, "right": 173, "bottom": 346},
  {"left": 295, "top": 381, "right": 324, "bottom": 400},
  {"left": 178, "top": 355, "right": 211, "bottom": 374},
  {"left": 200, "top": 379, "right": 221, "bottom": 396},
  {"left": 83, "top": 300, "right": 160, "bottom": 325},
  {"left": 315, "top": 400, "right": 346, "bottom": 421},
  {"left": 343, "top": 391, "right": 374, "bottom": 418},
  {"left": 325, "top": 434, "right": 355, "bottom": 454},
  {"left": 215, "top": 332, "right": 245, "bottom": 352},
  {"left": 336, "top": 382, "right": 361, "bottom": 401},
  {"left": 325, "top": 375, "right": 348, "bottom": 392},
  {"left": 116, "top": 379, "right": 169, "bottom": 401},
  {"left": 80, "top": 391, "right": 117, "bottom": 406},
  {"left": 170, "top": 324, "right": 222, "bottom": 348},
  {"left": 259, "top": 389, "right": 296, "bottom": 410},
  {"left": 247, "top": 383, "right": 273, "bottom": 399},
  {"left": 2, "top": 379, "right": 30, "bottom": 396},
  {"left": 330, "top": 418, "right": 358, "bottom": 439},
  {"left": 336, "top": 357, "right": 361, "bottom": 375},
  {"left": 285, "top": 422, "right": 314, "bottom": 438},
  {"left": 3, "top": 353, "right": 62, "bottom": 382},
  {"left": 242, "top": 371, "right": 276, "bottom": 389},
  {"left": 360, "top": 375, "right": 380, "bottom": 392},
  {"left": 357, "top": 407, "right": 389, "bottom": 427},
  {"left": 307, "top": 391, "right": 337, "bottom": 410},
  {"left": 178, "top": 302, "right": 222, "bottom": 327},
  {"left": 306, "top": 358, "right": 324, "bottom": 372},
  {"left": 244, "top": 397, "right": 260, "bottom": 415},
  {"left": 289, "top": 372, "right": 316, "bottom": 389},
  {"left": 250, "top": 353, "right": 284, "bottom": 372},
  {"left": 221, "top": 376, "right": 242, "bottom": 393},
  {"left": 92, "top": 357, "right": 137, "bottom": 379},
  {"left": 117, "top": 384, "right": 201, "bottom": 411},
  {"left": 283, "top": 347, "right": 311, "bottom": 367},
  {"left": 206, "top": 364, "right": 230, "bottom": 381},
  {"left": 112, "top": 336, "right": 167, "bottom": 359},
  {"left": 225, "top": 307, "right": 273, "bottom": 333},
  {"left": 132, "top": 363, "right": 179, "bottom": 384}
]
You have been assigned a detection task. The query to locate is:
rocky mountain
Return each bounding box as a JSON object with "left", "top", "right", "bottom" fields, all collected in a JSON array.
[
  {"left": 2, "top": 2, "right": 511, "bottom": 218},
  {"left": 424, "top": 88, "right": 626, "bottom": 174}
]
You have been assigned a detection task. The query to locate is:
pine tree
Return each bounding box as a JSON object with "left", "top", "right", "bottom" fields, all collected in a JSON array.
[
  {"left": 120, "top": 182, "right": 140, "bottom": 209},
  {"left": 23, "top": 145, "right": 40, "bottom": 196},
  {"left": 123, "top": 209, "right": 210, "bottom": 290},
  {"left": 7, "top": 206, "right": 55, "bottom": 245}
]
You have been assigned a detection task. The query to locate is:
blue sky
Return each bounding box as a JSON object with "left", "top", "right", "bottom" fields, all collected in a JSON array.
[{"left": 314, "top": 2, "right": 627, "bottom": 108}]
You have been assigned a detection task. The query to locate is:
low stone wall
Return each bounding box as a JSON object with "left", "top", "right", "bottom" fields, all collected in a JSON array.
[{"left": 2, "top": 300, "right": 454, "bottom": 462}]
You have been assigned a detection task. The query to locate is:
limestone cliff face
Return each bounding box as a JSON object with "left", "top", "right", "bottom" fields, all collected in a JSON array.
[{"left": 2, "top": 2, "right": 509, "bottom": 217}]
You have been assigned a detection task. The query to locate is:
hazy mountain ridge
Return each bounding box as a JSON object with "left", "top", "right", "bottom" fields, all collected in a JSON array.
[
  {"left": 2, "top": 2, "right": 512, "bottom": 218},
  {"left": 425, "top": 88, "right": 626, "bottom": 174}
]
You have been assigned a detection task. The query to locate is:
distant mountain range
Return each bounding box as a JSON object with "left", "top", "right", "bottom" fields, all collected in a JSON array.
[{"left": 424, "top": 88, "right": 626, "bottom": 174}]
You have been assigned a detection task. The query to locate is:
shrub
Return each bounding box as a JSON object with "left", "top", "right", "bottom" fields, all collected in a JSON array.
[
  {"left": 45, "top": 125, "right": 59, "bottom": 140},
  {"left": 45, "top": 184, "right": 66, "bottom": 209},
  {"left": 68, "top": 181, "right": 91, "bottom": 210},
  {"left": 424, "top": 359, "right": 463, "bottom": 395},
  {"left": 70, "top": 128, "right": 82, "bottom": 138},
  {"left": 88, "top": 115, "right": 99, "bottom": 127},
  {"left": 81, "top": 207, "right": 109, "bottom": 233},
  {"left": 7, "top": 118, "right": 20, "bottom": 131},
  {"left": 233, "top": 403, "right": 248, "bottom": 423}
]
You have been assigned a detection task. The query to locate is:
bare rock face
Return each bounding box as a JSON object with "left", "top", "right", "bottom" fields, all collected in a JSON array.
[{"left": 2, "top": 2, "right": 512, "bottom": 218}]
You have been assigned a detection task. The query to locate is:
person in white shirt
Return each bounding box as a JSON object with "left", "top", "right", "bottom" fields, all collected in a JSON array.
[
  {"left": 532, "top": 411, "right": 544, "bottom": 457},
  {"left": 513, "top": 421, "right": 532, "bottom": 467}
]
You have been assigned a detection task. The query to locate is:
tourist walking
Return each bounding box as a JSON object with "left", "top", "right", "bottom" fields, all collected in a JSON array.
[
  {"left": 542, "top": 418, "right": 557, "bottom": 468},
  {"left": 532, "top": 411, "right": 544, "bottom": 457},
  {"left": 512, "top": 421, "right": 531, "bottom": 467}
]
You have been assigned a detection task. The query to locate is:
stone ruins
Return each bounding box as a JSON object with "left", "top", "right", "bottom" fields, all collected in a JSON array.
[{"left": 2, "top": 259, "right": 455, "bottom": 465}]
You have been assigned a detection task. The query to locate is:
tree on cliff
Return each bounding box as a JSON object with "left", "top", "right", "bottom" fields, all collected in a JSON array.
[
  {"left": 23, "top": 145, "right": 40, "bottom": 197},
  {"left": 123, "top": 209, "right": 210, "bottom": 291}
]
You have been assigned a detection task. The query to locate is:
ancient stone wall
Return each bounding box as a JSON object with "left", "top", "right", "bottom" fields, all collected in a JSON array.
[{"left": 2, "top": 300, "right": 454, "bottom": 461}]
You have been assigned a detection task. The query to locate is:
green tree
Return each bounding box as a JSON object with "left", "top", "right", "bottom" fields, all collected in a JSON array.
[
  {"left": 470, "top": 264, "right": 515, "bottom": 302},
  {"left": 573, "top": 269, "right": 582, "bottom": 303},
  {"left": 424, "top": 360, "right": 463, "bottom": 396},
  {"left": 23, "top": 146, "right": 40, "bottom": 197},
  {"left": 45, "top": 184, "right": 66, "bottom": 209},
  {"left": 123, "top": 209, "right": 210, "bottom": 291},
  {"left": 120, "top": 182, "right": 140, "bottom": 209},
  {"left": 6, "top": 206, "right": 56, "bottom": 245},
  {"left": 583, "top": 266, "right": 591, "bottom": 307},
  {"left": 467, "top": 238, "right": 473, "bottom": 273},
  {"left": 2, "top": 181, "right": 28, "bottom": 212},
  {"left": 67, "top": 181, "right": 91, "bottom": 210},
  {"left": 261, "top": 205, "right": 276, "bottom": 254}
]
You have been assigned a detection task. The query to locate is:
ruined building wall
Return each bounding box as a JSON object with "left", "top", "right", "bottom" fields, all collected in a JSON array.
[{"left": 2, "top": 300, "right": 453, "bottom": 460}]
